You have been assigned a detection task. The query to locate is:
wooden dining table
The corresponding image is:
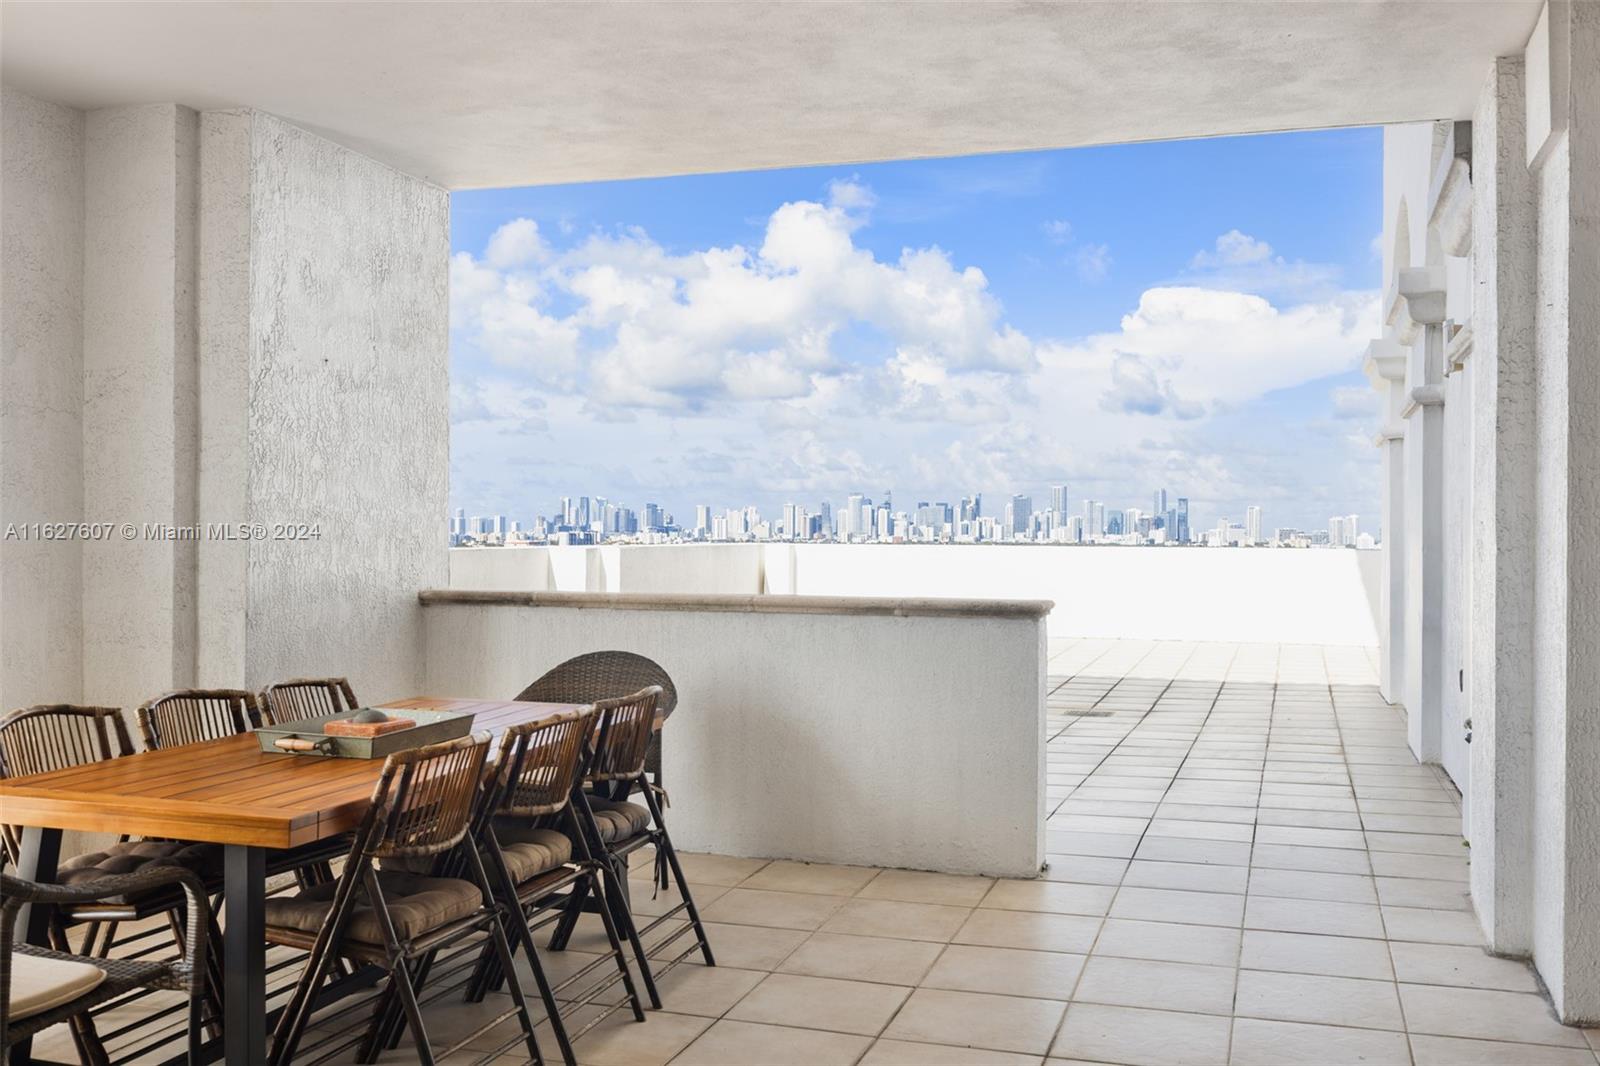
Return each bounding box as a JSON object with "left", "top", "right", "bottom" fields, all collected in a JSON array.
[{"left": 0, "top": 696, "right": 587, "bottom": 1066}]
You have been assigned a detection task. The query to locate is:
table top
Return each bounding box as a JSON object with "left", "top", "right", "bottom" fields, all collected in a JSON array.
[{"left": 0, "top": 698, "right": 584, "bottom": 850}]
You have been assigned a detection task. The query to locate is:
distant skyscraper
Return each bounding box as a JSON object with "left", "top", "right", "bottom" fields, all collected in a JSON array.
[
  {"left": 1345, "top": 514, "right": 1359, "bottom": 544},
  {"left": 1246, "top": 505, "right": 1262, "bottom": 545},
  {"left": 1009, "top": 494, "right": 1032, "bottom": 535},
  {"left": 1050, "top": 484, "right": 1068, "bottom": 519},
  {"left": 1176, "top": 497, "right": 1190, "bottom": 544},
  {"left": 694, "top": 504, "right": 711, "bottom": 533},
  {"left": 1153, "top": 489, "right": 1168, "bottom": 519},
  {"left": 1329, "top": 515, "right": 1346, "bottom": 547}
]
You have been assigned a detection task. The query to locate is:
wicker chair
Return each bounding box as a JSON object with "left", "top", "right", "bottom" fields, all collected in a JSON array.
[
  {"left": 548, "top": 687, "right": 714, "bottom": 1011},
  {"left": 264, "top": 732, "right": 543, "bottom": 1066},
  {"left": 136, "top": 689, "right": 264, "bottom": 749},
  {"left": 259, "top": 677, "right": 358, "bottom": 724},
  {"left": 0, "top": 706, "right": 134, "bottom": 865},
  {"left": 0, "top": 705, "right": 224, "bottom": 1060},
  {"left": 514, "top": 651, "right": 678, "bottom": 785},
  {"left": 1, "top": 866, "right": 209, "bottom": 1065}
]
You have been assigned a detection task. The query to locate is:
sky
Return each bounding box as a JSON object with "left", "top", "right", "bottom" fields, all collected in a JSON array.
[{"left": 449, "top": 127, "right": 1383, "bottom": 534}]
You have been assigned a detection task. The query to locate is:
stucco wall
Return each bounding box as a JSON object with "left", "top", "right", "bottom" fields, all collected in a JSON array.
[
  {"left": 81, "top": 104, "right": 200, "bottom": 709},
  {"left": 0, "top": 87, "right": 84, "bottom": 711},
  {"left": 197, "top": 112, "right": 450, "bottom": 705},
  {"left": 421, "top": 594, "right": 1047, "bottom": 877}
]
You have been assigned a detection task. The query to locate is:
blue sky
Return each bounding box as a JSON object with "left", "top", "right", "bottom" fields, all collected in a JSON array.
[{"left": 449, "top": 128, "right": 1382, "bottom": 533}]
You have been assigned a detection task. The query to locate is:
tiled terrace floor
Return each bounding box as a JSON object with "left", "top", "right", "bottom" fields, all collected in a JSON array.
[{"left": 38, "top": 640, "right": 1600, "bottom": 1064}]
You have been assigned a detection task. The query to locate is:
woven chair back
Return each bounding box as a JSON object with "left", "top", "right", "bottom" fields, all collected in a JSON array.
[
  {"left": 494, "top": 707, "right": 598, "bottom": 820},
  {"left": 0, "top": 705, "right": 134, "bottom": 779},
  {"left": 588, "top": 687, "right": 660, "bottom": 784},
  {"left": 369, "top": 732, "right": 492, "bottom": 861},
  {"left": 514, "top": 651, "right": 677, "bottom": 719},
  {"left": 137, "top": 689, "right": 262, "bottom": 750},
  {"left": 261, "top": 677, "right": 358, "bottom": 725}
]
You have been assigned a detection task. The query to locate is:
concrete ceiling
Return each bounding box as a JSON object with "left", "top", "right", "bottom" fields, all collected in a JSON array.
[{"left": 2, "top": 1, "right": 1542, "bottom": 190}]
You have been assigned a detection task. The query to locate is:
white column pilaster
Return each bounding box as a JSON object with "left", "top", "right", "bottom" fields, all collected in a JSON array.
[
  {"left": 1398, "top": 268, "right": 1448, "bottom": 764},
  {"left": 1364, "top": 341, "right": 1408, "bottom": 705}
]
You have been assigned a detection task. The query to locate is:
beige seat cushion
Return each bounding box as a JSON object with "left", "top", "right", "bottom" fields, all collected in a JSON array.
[
  {"left": 9, "top": 951, "right": 106, "bottom": 1019},
  {"left": 495, "top": 827, "right": 572, "bottom": 885},
  {"left": 586, "top": 797, "right": 651, "bottom": 843},
  {"left": 264, "top": 871, "right": 482, "bottom": 946}
]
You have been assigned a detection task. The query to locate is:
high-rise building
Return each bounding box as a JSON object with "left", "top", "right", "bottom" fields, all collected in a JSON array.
[
  {"left": 1009, "top": 494, "right": 1032, "bottom": 535},
  {"left": 1345, "top": 514, "right": 1359, "bottom": 544},
  {"left": 1246, "top": 505, "right": 1262, "bottom": 545},
  {"left": 1176, "top": 497, "right": 1190, "bottom": 544},
  {"left": 1050, "top": 484, "right": 1068, "bottom": 520},
  {"left": 694, "top": 504, "right": 711, "bottom": 533},
  {"left": 1329, "top": 515, "right": 1346, "bottom": 547},
  {"left": 1153, "top": 489, "right": 1168, "bottom": 519}
]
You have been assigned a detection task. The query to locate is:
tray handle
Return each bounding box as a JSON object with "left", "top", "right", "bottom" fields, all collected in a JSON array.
[{"left": 274, "top": 735, "right": 335, "bottom": 756}]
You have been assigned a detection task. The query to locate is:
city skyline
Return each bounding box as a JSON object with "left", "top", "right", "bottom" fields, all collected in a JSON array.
[
  {"left": 449, "top": 484, "right": 1373, "bottom": 550},
  {"left": 449, "top": 129, "right": 1383, "bottom": 532}
]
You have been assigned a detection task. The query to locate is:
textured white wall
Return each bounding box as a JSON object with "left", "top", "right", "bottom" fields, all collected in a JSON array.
[
  {"left": 0, "top": 87, "right": 84, "bottom": 711},
  {"left": 422, "top": 597, "right": 1047, "bottom": 877},
  {"left": 196, "top": 112, "right": 450, "bottom": 706},
  {"left": 1469, "top": 55, "right": 1538, "bottom": 960},
  {"left": 81, "top": 104, "right": 200, "bottom": 710}
]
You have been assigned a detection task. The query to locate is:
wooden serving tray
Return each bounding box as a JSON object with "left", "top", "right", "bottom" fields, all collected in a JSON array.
[
  {"left": 324, "top": 716, "right": 416, "bottom": 738},
  {"left": 256, "top": 708, "right": 473, "bottom": 759}
]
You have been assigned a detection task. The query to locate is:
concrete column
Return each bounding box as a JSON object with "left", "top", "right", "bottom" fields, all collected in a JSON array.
[
  {"left": 1363, "top": 341, "right": 1408, "bottom": 704},
  {"left": 1398, "top": 269, "right": 1447, "bottom": 764},
  {"left": 1468, "top": 56, "right": 1537, "bottom": 958},
  {"left": 81, "top": 104, "right": 200, "bottom": 712}
]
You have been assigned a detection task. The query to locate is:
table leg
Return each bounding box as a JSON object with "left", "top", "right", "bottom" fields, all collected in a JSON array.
[
  {"left": 224, "top": 845, "right": 267, "bottom": 1066},
  {"left": 12, "top": 826, "right": 62, "bottom": 947}
]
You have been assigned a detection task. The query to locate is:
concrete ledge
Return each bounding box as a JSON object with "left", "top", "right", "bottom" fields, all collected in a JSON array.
[{"left": 419, "top": 588, "right": 1054, "bottom": 620}]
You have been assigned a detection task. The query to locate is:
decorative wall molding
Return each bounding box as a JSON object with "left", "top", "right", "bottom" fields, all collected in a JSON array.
[{"left": 1401, "top": 383, "right": 1448, "bottom": 418}]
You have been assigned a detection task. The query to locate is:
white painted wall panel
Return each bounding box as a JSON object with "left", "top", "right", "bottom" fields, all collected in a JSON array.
[{"left": 422, "top": 598, "right": 1046, "bottom": 877}]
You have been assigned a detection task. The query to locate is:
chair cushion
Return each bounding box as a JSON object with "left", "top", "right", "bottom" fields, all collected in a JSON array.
[
  {"left": 8, "top": 950, "right": 107, "bottom": 1020},
  {"left": 264, "top": 871, "right": 483, "bottom": 946},
  {"left": 58, "top": 840, "right": 222, "bottom": 886},
  {"left": 496, "top": 828, "right": 572, "bottom": 885},
  {"left": 587, "top": 797, "right": 651, "bottom": 843}
]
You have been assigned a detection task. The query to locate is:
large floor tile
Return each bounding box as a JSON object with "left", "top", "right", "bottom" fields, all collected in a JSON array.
[
  {"left": 1238, "top": 929, "right": 1392, "bottom": 980},
  {"left": 672, "top": 1019, "right": 873, "bottom": 1066},
  {"left": 885, "top": 988, "right": 1067, "bottom": 1055},
  {"left": 860, "top": 1038, "right": 1044, "bottom": 1065},
  {"left": 569, "top": 1009, "right": 712, "bottom": 1066},
  {"left": 820, "top": 898, "right": 972, "bottom": 942},
  {"left": 1233, "top": 970, "right": 1404, "bottom": 1031},
  {"left": 1227, "top": 1017, "right": 1411, "bottom": 1065},
  {"left": 1049, "top": 1002, "right": 1231, "bottom": 1065},
  {"left": 859, "top": 869, "right": 996, "bottom": 907},
  {"left": 1072, "top": 955, "right": 1235, "bottom": 1015},
  {"left": 954, "top": 909, "right": 1103, "bottom": 955},
  {"left": 742, "top": 861, "right": 883, "bottom": 896},
  {"left": 1108, "top": 886, "right": 1245, "bottom": 927},
  {"left": 981, "top": 880, "right": 1117, "bottom": 917},
  {"left": 1397, "top": 984, "right": 1589, "bottom": 1047},
  {"left": 778, "top": 931, "right": 944, "bottom": 985},
  {"left": 702, "top": 888, "right": 848, "bottom": 931},
  {"left": 1408, "top": 1034, "right": 1600, "bottom": 1065},
  {"left": 1091, "top": 918, "right": 1241, "bottom": 967},
  {"left": 728, "top": 973, "right": 910, "bottom": 1036},
  {"left": 1387, "top": 941, "right": 1541, "bottom": 992},
  {"left": 922, "top": 943, "right": 1086, "bottom": 1000}
]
